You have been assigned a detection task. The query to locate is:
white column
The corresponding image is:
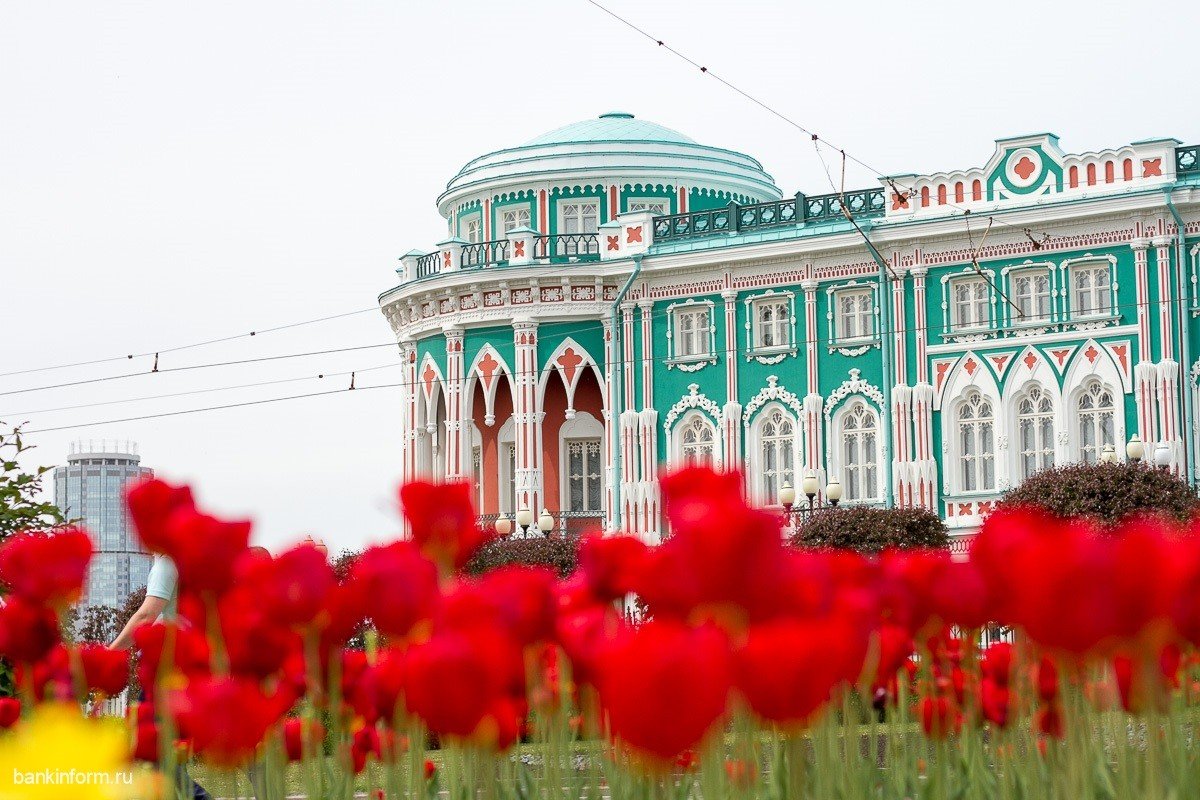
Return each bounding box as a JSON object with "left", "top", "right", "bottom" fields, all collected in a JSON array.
[
  {"left": 1132, "top": 239, "right": 1159, "bottom": 445},
  {"left": 512, "top": 318, "right": 543, "bottom": 515},
  {"left": 910, "top": 381, "right": 938, "bottom": 511},
  {"left": 443, "top": 326, "right": 466, "bottom": 481}
]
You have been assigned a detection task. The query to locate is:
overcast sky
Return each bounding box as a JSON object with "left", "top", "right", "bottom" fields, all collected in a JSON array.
[{"left": 3, "top": 1, "right": 1197, "bottom": 552}]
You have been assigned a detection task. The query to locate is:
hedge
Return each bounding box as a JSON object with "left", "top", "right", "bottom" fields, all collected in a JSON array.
[{"left": 790, "top": 505, "right": 949, "bottom": 553}]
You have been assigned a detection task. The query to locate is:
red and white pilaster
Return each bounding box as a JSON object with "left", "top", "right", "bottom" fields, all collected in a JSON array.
[{"left": 512, "top": 318, "right": 543, "bottom": 514}]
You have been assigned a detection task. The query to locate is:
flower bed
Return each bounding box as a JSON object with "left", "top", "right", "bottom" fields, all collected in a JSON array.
[{"left": 0, "top": 467, "right": 1199, "bottom": 799}]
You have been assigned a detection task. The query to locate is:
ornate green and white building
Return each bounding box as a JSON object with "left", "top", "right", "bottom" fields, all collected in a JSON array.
[{"left": 378, "top": 112, "right": 1200, "bottom": 545}]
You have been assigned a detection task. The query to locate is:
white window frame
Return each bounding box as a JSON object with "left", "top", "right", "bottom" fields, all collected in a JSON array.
[
  {"left": 558, "top": 412, "right": 606, "bottom": 515},
  {"left": 955, "top": 389, "right": 997, "bottom": 493},
  {"left": 744, "top": 290, "right": 797, "bottom": 357},
  {"left": 557, "top": 199, "right": 600, "bottom": 235},
  {"left": 947, "top": 275, "right": 993, "bottom": 333},
  {"left": 825, "top": 280, "right": 880, "bottom": 350},
  {"left": 460, "top": 213, "right": 483, "bottom": 244},
  {"left": 1063, "top": 256, "right": 1118, "bottom": 321},
  {"left": 831, "top": 398, "right": 882, "bottom": 503},
  {"left": 750, "top": 404, "right": 799, "bottom": 506},
  {"left": 1002, "top": 264, "right": 1055, "bottom": 328},
  {"left": 625, "top": 197, "right": 669, "bottom": 215},
  {"left": 666, "top": 300, "right": 717, "bottom": 369},
  {"left": 497, "top": 204, "right": 531, "bottom": 236},
  {"left": 1013, "top": 383, "right": 1055, "bottom": 480},
  {"left": 498, "top": 417, "right": 518, "bottom": 515},
  {"left": 1073, "top": 378, "right": 1116, "bottom": 464},
  {"left": 674, "top": 411, "right": 719, "bottom": 466}
]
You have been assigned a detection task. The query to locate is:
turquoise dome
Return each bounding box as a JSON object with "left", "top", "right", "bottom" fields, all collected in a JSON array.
[
  {"left": 438, "top": 113, "right": 782, "bottom": 216},
  {"left": 521, "top": 112, "right": 697, "bottom": 147}
]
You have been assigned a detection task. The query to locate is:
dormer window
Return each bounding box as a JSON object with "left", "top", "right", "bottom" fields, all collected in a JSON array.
[
  {"left": 500, "top": 207, "right": 530, "bottom": 235},
  {"left": 560, "top": 201, "right": 599, "bottom": 235}
]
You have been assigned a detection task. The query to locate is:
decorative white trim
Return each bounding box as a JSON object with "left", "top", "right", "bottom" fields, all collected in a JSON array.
[
  {"left": 537, "top": 337, "right": 606, "bottom": 416},
  {"left": 1061, "top": 253, "right": 1119, "bottom": 324},
  {"left": 940, "top": 266, "right": 997, "bottom": 337},
  {"left": 558, "top": 411, "right": 605, "bottom": 513},
  {"left": 827, "top": 396, "right": 884, "bottom": 504},
  {"left": 663, "top": 383, "right": 723, "bottom": 430},
  {"left": 744, "top": 401, "right": 802, "bottom": 506},
  {"left": 743, "top": 375, "right": 805, "bottom": 427},
  {"left": 823, "top": 368, "right": 885, "bottom": 421},
  {"left": 825, "top": 279, "right": 881, "bottom": 351},
  {"left": 1000, "top": 261, "right": 1057, "bottom": 329},
  {"left": 665, "top": 299, "right": 718, "bottom": 369},
  {"left": 743, "top": 289, "right": 798, "bottom": 360}
]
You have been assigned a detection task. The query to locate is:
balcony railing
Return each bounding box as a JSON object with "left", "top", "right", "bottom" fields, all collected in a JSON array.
[
  {"left": 476, "top": 510, "right": 605, "bottom": 539},
  {"left": 461, "top": 239, "right": 509, "bottom": 268},
  {"left": 415, "top": 251, "right": 441, "bottom": 279},
  {"left": 534, "top": 233, "right": 601, "bottom": 261},
  {"left": 1177, "top": 144, "right": 1200, "bottom": 176},
  {"left": 652, "top": 187, "right": 886, "bottom": 244}
]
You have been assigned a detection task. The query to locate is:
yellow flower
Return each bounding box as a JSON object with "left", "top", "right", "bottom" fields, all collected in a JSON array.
[{"left": 0, "top": 704, "right": 135, "bottom": 800}]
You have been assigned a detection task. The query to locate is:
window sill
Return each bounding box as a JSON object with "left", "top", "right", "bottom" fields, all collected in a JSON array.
[
  {"left": 666, "top": 355, "right": 717, "bottom": 372},
  {"left": 746, "top": 346, "right": 797, "bottom": 362},
  {"left": 1066, "top": 313, "right": 1119, "bottom": 328},
  {"left": 940, "top": 327, "right": 996, "bottom": 341}
]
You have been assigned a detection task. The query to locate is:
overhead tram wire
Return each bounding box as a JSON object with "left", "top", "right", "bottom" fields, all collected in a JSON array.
[
  {"left": 8, "top": 283, "right": 1198, "bottom": 406},
  {"left": 0, "top": 363, "right": 401, "bottom": 417},
  {"left": 0, "top": 305, "right": 383, "bottom": 380},
  {"left": 580, "top": 0, "right": 1058, "bottom": 246},
  {"left": 14, "top": 287, "right": 1199, "bottom": 435}
]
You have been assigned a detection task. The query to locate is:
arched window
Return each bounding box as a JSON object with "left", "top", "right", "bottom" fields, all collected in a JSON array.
[
  {"left": 841, "top": 400, "right": 879, "bottom": 501},
  {"left": 958, "top": 390, "right": 995, "bottom": 491},
  {"left": 757, "top": 408, "right": 796, "bottom": 502},
  {"left": 1016, "top": 385, "right": 1055, "bottom": 479},
  {"left": 1077, "top": 379, "right": 1115, "bottom": 464},
  {"left": 680, "top": 414, "right": 716, "bottom": 466}
]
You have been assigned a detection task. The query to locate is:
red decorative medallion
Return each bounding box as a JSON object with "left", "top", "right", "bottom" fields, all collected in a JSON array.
[
  {"left": 556, "top": 347, "right": 584, "bottom": 385},
  {"left": 442, "top": 251, "right": 451, "bottom": 267},
  {"left": 1023, "top": 352, "right": 1038, "bottom": 370},
  {"left": 513, "top": 240, "right": 525, "bottom": 257},
  {"left": 1084, "top": 345, "right": 1099, "bottom": 364},
  {"left": 1013, "top": 156, "right": 1037, "bottom": 181},
  {"left": 891, "top": 192, "right": 909, "bottom": 210},
  {"left": 626, "top": 225, "right": 643, "bottom": 244},
  {"left": 422, "top": 363, "right": 436, "bottom": 396},
  {"left": 1142, "top": 158, "right": 1163, "bottom": 177},
  {"left": 963, "top": 357, "right": 978, "bottom": 377},
  {"left": 477, "top": 352, "right": 499, "bottom": 390},
  {"left": 607, "top": 235, "right": 620, "bottom": 252}
]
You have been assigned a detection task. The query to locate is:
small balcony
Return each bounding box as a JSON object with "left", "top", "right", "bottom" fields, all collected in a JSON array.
[{"left": 410, "top": 232, "right": 600, "bottom": 282}]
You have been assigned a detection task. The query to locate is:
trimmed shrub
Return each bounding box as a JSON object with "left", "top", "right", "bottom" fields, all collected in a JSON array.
[
  {"left": 463, "top": 535, "right": 580, "bottom": 578},
  {"left": 790, "top": 505, "right": 948, "bottom": 553},
  {"left": 996, "top": 461, "right": 1200, "bottom": 527}
]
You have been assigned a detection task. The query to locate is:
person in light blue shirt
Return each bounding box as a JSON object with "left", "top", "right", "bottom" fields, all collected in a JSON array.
[
  {"left": 109, "top": 554, "right": 177, "bottom": 649},
  {"left": 109, "top": 554, "right": 212, "bottom": 800}
]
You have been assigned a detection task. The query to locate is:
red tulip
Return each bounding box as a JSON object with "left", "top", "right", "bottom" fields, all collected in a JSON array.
[
  {"left": 0, "top": 698, "right": 20, "bottom": 729},
  {"left": 1035, "top": 704, "right": 1064, "bottom": 738},
  {"left": 14, "top": 644, "right": 72, "bottom": 702},
  {"left": 133, "top": 623, "right": 212, "bottom": 687},
  {"left": 1036, "top": 656, "right": 1059, "bottom": 703},
  {"left": 424, "top": 759, "right": 437, "bottom": 780},
  {"left": 253, "top": 545, "right": 336, "bottom": 629},
  {"left": 399, "top": 480, "right": 489, "bottom": 571},
  {"left": 403, "top": 630, "right": 519, "bottom": 739},
  {"left": 0, "top": 595, "right": 60, "bottom": 663},
  {"left": 981, "top": 643, "right": 1013, "bottom": 688},
  {"left": 170, "top": 677, "right": 287, "bottom": 767},
  {"left": 162, "top": 508, "right": 252, "bottom": 597},
  {"left": 597, "top": 620, "right": 732, "bottom": 763},
  {"left": 918, "top": 695, "right": 960, "bottom": 739},
  {"left": 578, "top": 534, "right": 647, "bottom": 601},
  {"left": 283, "top": 718, "right": 325, "bottom": 762},
  {"left": 0, "top": 529, "right": 92, "bottom": 607},
  {"left": 446, "top": 567, "right": 557, "bottom": 645},
  {"left": 734, "top": 619, "right": 848, "bottom": 727},
  {"left": 126, "top": 478, "right": 195, "bottom": 553},
  {"left": 346, "top": 542, "right": 438, "bottom": 639},
  {"left": 132, "top": 722, "right": 160, "bottom": 762},
  {"left": 980, "top": 680, "right": 1011, "bottom": 728},
  {"left": 347, "top": 648, "right": 407, "bottom": 725},
  {"left": 80, "top": 644, "right": 129, "bottom": 696}
]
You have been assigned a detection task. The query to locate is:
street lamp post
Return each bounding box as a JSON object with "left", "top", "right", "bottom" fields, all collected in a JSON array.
[
  {"left": 1100, "top": 444, "right": 1118, "bottom": 464},
  {"left": 801, "top": 471, "right": 819, "bottom": 514},
  {"left": 537, "top": 508, "right": 554, "bottom": 537},
  {"left": 1126, "top": 435, "right": 1145, "bottom": 463},
  {"left": 516, "top": 507, "right": 534, "bottom": 537},
  {"left": 1154, "top": 443, "right": 1172, "bottom": 470},
  {"left": 494, "top": 515, "right": 513, "bottom": 538},
  {"left": 826, "top": 478, "right": 843, "bottom": 507}
]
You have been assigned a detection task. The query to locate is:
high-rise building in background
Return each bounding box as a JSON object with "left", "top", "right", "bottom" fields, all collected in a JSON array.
[{"left": 54, "top": 441, "right": 153, "bottom": 608}]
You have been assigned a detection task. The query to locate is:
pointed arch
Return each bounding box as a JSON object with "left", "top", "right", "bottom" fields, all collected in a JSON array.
[
  {"left": 939, "top": 352, "right": 1005, "bottom": 495},
  {"left": 464, "top": 344, "right": 515, "bottom": 427},
  {"left": 1063, "top": 340, "right": 1126, "bottom": 465},
  {"left": 538, "top": 337, "right": 606, "bottom": 416},
  {"left": 1062, "top": 338, "right": 1130, "bottom": 395},
  {"left": 746, "top": 401, "right": 801, "bottom": 506},
  {"left": 416, "top": 353, "right": 446, "bottom": 431}
]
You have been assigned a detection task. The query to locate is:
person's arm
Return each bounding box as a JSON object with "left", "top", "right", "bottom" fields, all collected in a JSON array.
[{"left": 109, "top": 594, "right": 167, "bottom": 650}]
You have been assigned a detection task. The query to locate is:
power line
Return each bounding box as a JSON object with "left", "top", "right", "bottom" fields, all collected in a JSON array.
[
  {"left": 0, "top": 306, "right": 381, "bottom": 380},
  {"left": 581, "top": 0, "right": 1057, "bottom": 244},
  {"left": 20, "top": 382, "right": 405, "bottom": 434},
  {"left": 0, "top": 363, "right": 400, "bottom": 417},
  {"left": 13, "top": 287, "right": 1197, "bottom": 435},
  {"left": 0, "top": 341, "right": 405, "bottom": 399}
]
